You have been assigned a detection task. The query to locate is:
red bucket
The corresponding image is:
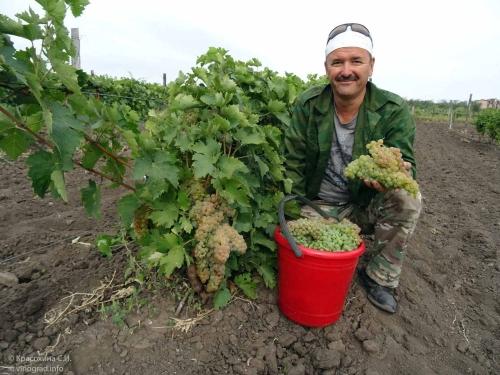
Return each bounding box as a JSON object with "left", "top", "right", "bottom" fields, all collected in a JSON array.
[{"left": 275, "top": 226, "right": 365, "bottom": 327}]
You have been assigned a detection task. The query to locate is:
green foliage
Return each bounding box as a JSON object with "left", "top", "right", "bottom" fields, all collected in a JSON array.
[
  {"left": 474, "top": 109, "right": 500, "bottom": 143},
  {"left": 81, "top": 179, "right": 101, "bottom": 218},
  {"left": 96, "top": 234, "right": 121, "bottom": 258},
  {"left": 234, "top": 273, "right": 257, "bottom": 299},
  {"left": 407, "top": 99, "right": 477, "bottom": 123},
  {"left": 0, "top": 2, "right": 328, "bottom": 305},
  {"left": 213, "top": 285, "right": 232, "bottom": 309},
  {"left": 79, "top": 72, "right": 169, "bottom": 120},
  {"left": 136, "top": 47, "right": 312, "bottom": 294}
]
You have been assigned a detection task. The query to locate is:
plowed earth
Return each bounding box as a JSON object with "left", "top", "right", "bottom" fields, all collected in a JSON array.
[{"left": 0, "top": 122, "right": 498, "bottom": 375}]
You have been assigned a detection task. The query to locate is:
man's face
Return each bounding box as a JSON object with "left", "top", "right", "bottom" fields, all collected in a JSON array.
[{"left": 324, "top": 47, "right": 374, "bottom": 101}]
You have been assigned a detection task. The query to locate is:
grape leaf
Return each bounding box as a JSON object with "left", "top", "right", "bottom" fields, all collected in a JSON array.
[
  {"left": 159, "top": 245, "right": 185, "bottom": 277},
  {"left": 234, "top": 273, "right": 257, "bottom": 299},
  {"left": 170, "top": 94, "right": 200, "bottom": 111},
  {"left": 213, "top": 286, "right": 231, "bottom": 310},
  {"left": 50, "top": 103, "right": 84, "bottom": 170},
  {"left": 96, "top": 234, "right": 115, "bottom": 258},
  {"left": 50, "top": 60, "right": 81, "bottom": 94},
  {"left": 177, "top": 191, "right": 190, "bottom": 211},
  {"left": 257, "top": 264, "right": 276, "bottom": 288},
  {"left": 37, "top": 0, "right": 66, "bottom": 21},
  {"left": 50, "top": 169, "right": 68, "bottom": 202},
  {"left": 233, "top": 212, "right": 253, "bottom": 233},
  {"left": 0, "top": 15, "right": 24, "bottom": 37},
  {"left": 26, "top": 150, "right": 55, "bottom": 198},
  {"left": 267, "top": 99, "right": 286, "bottom": 114},
  {"left": 216, "top": 155, "right": 249, "bottom": 179},
  {"left": 133, "top": 151, "right": 180, "bottom": 187},
  {"left": 192, "top": 139, "right": 221, "bottom": 178},
  {"left": 65, "top": 0, "right": 90, "bottom": 17},
  {"left": 0, "top": 128, "right": 32, "bottom": 159},
  {"left": 192, "top": 154, "right": 216, "bottom": 178},
  {"left": 254, "top": 155, "right": 269, "bottom": 177},
  {"left": 235, "top": 128, "right": 265, "bottom": 145},
  {"left": 150, "top": 204, "right": 179, "bottom": 229},
  {"left": 252, "top": 231, "right": 277, "bottom": 251},
  {"left": 81, "top": 143, "right": 103, "bottom": 169},
  {"left": 81, "top": 180, "right": 101, "bottom": 218},
  {"left": 216, "top": 179, "right": 250, "bottom": 207},
  {"left": 117, "top": 194, "right": 141, "bottom": 228},
  {"left": 200, "top": 92, "right": 225, "bottom": 107}
]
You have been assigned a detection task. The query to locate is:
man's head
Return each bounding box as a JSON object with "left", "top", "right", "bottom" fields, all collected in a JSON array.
[{"left": 324, "top": 23, "right": 375, "bottom": 102}]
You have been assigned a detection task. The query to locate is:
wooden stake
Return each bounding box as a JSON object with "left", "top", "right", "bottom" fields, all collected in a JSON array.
[{"left": 71, "top": 28, "right": 81, "bottom": 69}]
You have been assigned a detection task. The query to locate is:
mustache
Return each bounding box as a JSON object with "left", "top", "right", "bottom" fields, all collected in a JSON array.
[{"left": 335, "top": 74, "right": 358, "bottom": 82}]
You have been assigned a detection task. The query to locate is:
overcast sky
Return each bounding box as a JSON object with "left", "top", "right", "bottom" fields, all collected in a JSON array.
[{"left": 2, "top": 0, "right": 500, "bottom": 101}]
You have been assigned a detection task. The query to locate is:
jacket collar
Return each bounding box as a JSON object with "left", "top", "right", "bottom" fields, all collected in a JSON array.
[{"left": 313, "top": 81, "right": 389, "bottom": 114}]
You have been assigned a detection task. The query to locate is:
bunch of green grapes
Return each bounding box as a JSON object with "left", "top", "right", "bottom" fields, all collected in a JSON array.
[
  {"left": 189, "top": 194, "right": 246, "bottom": 293},
  {"left": 344, "top": 139, "right": 419, "bottom": 197},
  {"left": 288, "top": 218, "right": 362, "bottom": 252}
]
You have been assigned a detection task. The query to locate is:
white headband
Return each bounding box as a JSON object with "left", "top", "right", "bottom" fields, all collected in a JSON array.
[{"left": 325, "top": 27, "right": 373, "bottom": 57}]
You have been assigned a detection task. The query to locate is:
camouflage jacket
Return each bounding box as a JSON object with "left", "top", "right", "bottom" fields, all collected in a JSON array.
[{"left": 284, "top": 81, "right": 417, "bottom": 208}]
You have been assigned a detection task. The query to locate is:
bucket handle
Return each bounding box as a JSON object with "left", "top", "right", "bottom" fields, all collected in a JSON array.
[{"left": 278, "top": 195, "right": 332, "bottom": 258}]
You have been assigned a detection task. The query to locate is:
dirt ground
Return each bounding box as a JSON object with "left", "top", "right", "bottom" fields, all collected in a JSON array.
[{"left": 0, "top": 122, "right": 499, "bottom": 375}]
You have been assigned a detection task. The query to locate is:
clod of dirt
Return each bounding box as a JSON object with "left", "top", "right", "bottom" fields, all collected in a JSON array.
[
  {"left": 456, "top": 341, "right": 469, "bottom": 353},
  {"left": 354, "top": 326, "right": 372, "bottom": 342},
  {"left": 248, "top": 357, "right": 266, "bottom": 373},
  {"left": 3, "top": 329, "right": 18, "bottom": 342},
  {"left": 24, "top": 296, "right": 45, "bottom": 316},
  {"left": 362, "top": 339, "right": 380, "bottom": 354},
  {"left": 328, "top": 339, "right": 346, "bottom": 353},
  {"left": 341, "top": 354, "right": 354, "bottom": 367},
  {"left": 277, "top": 333, "right": 297, "bottom": 348},
  {"left": 0, "top": 272, "right": 19, "bottom": 287},
  {"left": 287, "top": 363, "right": 306, "bottom": 375},
  {"left": 264, "top": 342, "right": 278, "bottom": 374},
  {"left": 302, "top": 331, "right": 315, "bottom": 343},
  {"left": 292, "top": 342, "right": 307, "bottom": 356},
  {"left": 265, "top": 311, "right": 280, "bottom": 328},
  {"left": 312, "top": 348, "right": 342, "bottom": 370},
  {"left": 32, "top": 336, "right": 50, "bottom": 350},
  {"left": 14, "top": 321, "right": 27, "bottom": 331}
]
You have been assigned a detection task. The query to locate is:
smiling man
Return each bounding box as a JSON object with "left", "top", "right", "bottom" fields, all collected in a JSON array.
[{"left": 284, "top": 23, "right": 422, "bottom": 314}]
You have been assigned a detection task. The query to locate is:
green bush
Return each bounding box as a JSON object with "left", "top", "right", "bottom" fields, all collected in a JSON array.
[{"left": 475, "top": 109, "right": 500, "bottom": 143}]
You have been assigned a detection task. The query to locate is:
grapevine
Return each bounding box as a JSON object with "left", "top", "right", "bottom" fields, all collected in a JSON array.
[
  {"left": 344, "top": 140, "right": 419, "bottom": 197},
  {"left": 0, "top": 0, "right": 330, "bottom": 306},
  {"left": 288, "top": 218, "right": 362, "bottom": 252}
]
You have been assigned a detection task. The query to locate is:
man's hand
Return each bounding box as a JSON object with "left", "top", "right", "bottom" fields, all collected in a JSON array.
[
  {"left": 363, "top": 179, "right": 387, "bottom": 193},
  {"left": 402, "top": 161, "right": 412, "bottom": 176}
]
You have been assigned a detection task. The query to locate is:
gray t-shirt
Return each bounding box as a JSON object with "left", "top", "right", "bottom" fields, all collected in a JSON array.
[{"left": 317, "top": 111, "right": 357, "bottom": 204}]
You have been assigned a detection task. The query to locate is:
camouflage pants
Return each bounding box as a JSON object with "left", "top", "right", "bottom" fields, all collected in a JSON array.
[{"left": 300, "top": 190, "right": 422, "bottom": 288}]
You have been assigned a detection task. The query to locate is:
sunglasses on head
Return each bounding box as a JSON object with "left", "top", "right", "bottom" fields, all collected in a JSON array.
[{"left": 327, "top": 23, "right": 372, "bottom": 43}]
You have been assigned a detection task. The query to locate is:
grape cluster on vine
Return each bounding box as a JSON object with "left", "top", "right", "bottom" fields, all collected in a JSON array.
[
  {"left": 190, "top": 194, "right": 246, "bottom": 292},
  {"left": 288, "top": 218, "right": 362, "bottom": 252},
  {"left": 133, "top": 204, "right": 152, "bottom": 238},
  {"left": 344, "top": 140, "right": 419, "bottom": 197}
]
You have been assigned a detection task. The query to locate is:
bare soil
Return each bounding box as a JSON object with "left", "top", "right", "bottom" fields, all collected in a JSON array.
[{"left": 0, "top": 122, "right": 499, "bottom": 375}]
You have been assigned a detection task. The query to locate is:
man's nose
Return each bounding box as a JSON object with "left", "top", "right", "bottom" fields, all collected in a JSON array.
[{"left": 340, "top": 62, "right": 353, "bottom": 75}]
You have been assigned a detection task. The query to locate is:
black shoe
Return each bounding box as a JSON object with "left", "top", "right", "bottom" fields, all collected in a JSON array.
[{"left": 357, "top": 268, "right": 397, "bottom": 314}]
